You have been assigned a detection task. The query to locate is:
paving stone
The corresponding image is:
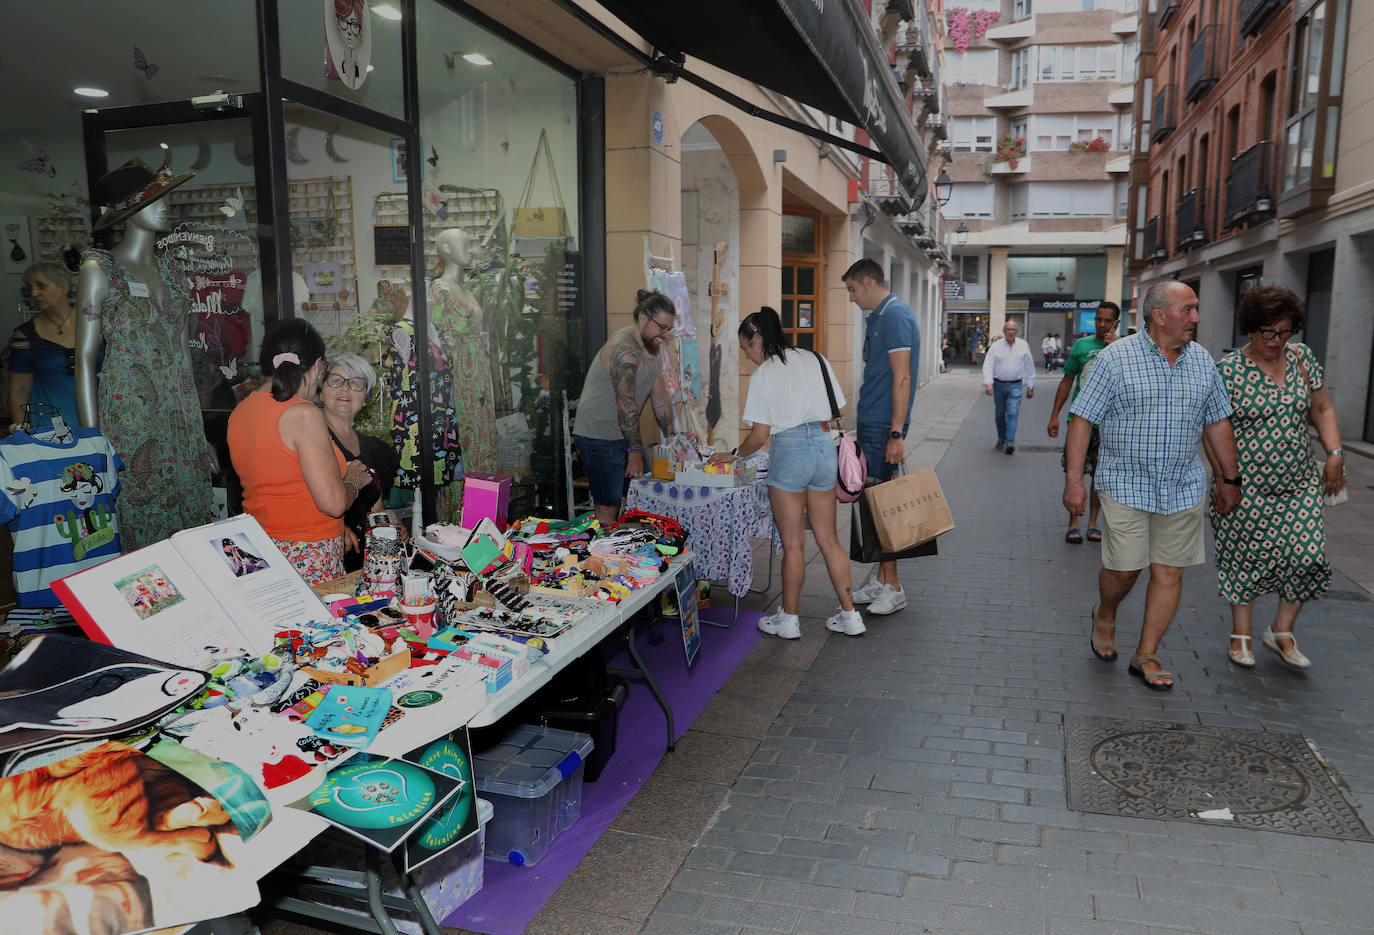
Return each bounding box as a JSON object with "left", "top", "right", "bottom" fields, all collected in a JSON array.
[
  {"left": 862, "top": 847, "right": 952, "bottom": 877},
  {"left": 725, "top": 851, "right": 816, "bottom": 882},
  {"left": 795, "top": 910, "right": 898, "bottom": 935},
  {"left": 699, "top": 894, "right": 800, "bottom": 930},
  {"left": 851, "top": 891, "right": 948, "bottom": 925},
  {"left": 811, "top": 861, "right": 908, "bottom": 895},
  {"left": 941, "top": 904, "right": 1047, "bottom": 934},
  {"left": 950, "top": 781, "right": 1028, "bottom": 804}
]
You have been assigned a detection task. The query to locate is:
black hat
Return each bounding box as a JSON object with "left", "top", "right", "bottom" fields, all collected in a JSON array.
[{"left": 92, "top": 158, "right": 194, "bottom": 231}]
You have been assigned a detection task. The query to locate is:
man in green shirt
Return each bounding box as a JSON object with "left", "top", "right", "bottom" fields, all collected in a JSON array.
[{"left": 1047, "top": 301, "right": 1121, "bottom": 543}]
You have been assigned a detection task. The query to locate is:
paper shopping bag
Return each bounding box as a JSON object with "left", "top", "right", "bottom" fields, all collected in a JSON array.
[
  {"left": 863, "top": 466, "right": 955, "bottom": 554},
  {"left": 850, "top": 495, "right": 939, "bottom": 563}
]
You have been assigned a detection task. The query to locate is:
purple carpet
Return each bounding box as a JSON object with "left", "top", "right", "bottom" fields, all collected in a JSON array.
[{"left": 444, "top": 605, "right": 764, "bottom": 934}]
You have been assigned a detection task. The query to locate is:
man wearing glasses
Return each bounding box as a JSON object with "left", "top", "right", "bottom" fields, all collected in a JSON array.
[{"left": 572, "top": 290, "right": 675, "bottom": 525}]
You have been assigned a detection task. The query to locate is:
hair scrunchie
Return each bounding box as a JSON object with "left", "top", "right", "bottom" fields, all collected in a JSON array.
[{"left": 272, "top": 352, "right": 300, "bottom": 369}]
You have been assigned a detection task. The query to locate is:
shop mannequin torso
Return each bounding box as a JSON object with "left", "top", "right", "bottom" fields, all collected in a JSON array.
[
  {"left": 431, "top": 228, "right": 497, "bottom": 475},
  {"left": 76, "top": 200, "right": 215, "bottom": 549}
]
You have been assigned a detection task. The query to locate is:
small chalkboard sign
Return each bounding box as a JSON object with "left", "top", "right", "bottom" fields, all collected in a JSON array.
[{"left": 374, "top": 225, "right": 411, "bottom": 267}]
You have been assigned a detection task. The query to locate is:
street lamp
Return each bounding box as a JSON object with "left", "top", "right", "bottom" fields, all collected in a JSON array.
[
  {"left": 1056, "top": 271, "right": 1066, "bottom": 292},
  {"left": 934, "top": 171, "right": 952, "bottom": 206},
  {"left": 956, "top": 222, "right": 969, "bottom": 246}
]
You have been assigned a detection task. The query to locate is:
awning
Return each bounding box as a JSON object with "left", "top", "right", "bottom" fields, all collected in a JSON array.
[{"left": 591, "top": 0, "right": 928, "bottom": 205}]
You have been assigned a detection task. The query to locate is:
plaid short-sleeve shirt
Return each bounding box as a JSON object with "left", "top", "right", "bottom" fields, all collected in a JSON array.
[{"left": 1069, "top": 329, "right": 1233, "bottom": 515}]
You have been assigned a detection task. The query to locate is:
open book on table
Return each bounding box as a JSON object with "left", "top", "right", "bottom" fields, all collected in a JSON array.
[{"left": 53, "top": 514, "right": 331, "bottom": 667}]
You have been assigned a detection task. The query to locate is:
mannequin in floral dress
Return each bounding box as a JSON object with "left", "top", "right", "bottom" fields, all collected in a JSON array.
[
  {"left": 431, "top": 229, "right": 498, "bottom": 475},
  {"left": 75, "top": 159, "right": 215, "bottom": 549}
]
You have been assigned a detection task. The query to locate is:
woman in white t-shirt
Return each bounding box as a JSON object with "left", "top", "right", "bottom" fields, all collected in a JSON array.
[{"left": 710, "top": 308, "right": 864, "bottom": 639}]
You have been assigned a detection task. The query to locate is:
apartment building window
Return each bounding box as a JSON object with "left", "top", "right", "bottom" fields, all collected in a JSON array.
[
  {"left": 1121, "top": 40, "right": 1139, "bottom": 82},
  {"left": 1281, "top": 0, "right": 1348, "bottom": 211},
  {"left": 946, "top": 50, "right": 1000, "bottom": 85},
  {"left": 1031, "top": 114, "right": 1117, "bottom": 150},
  {"left": 1010, "top": 49, "right": 1032, "bottom": 89},
  {"left": 946, "top": 183, "right": 996, "bottom": 217},
  {"left": 1117, "top": 113, "right": 1134, "bottom": 150},
  {"left": 1011, "top": 183, "right": 1029, "bottom": 220},
  {"left": 960, "top": 254, "right": 982, "bottom": 285},
  {"left": 1013, "top": 0, "right": 1032, "bottom": 21},
  {"left": 1028, "top": 181, "right": 1116, "bottom": 216},
  {"left": 953, "top": 117, "right": 997, "bottom": 152},
  {"left": 1036, "top": 46, "right": 1119, "bottom": 81}
]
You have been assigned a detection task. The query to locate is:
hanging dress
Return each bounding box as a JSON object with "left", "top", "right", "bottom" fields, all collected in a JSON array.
[
  {"left": 383, "top": 320, "right": 463, "bottom": 520},
  {"left": 83, "top": 249, "right": 215, "bottom": 550},
  {"left": 430, "top": 279, "right": 498, "bottom": 475}
]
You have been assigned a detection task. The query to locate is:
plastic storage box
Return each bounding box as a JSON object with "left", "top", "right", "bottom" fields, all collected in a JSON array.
[
  {"left": 473, "top": 724, "right": 594, "bottom": 867},
  {"left": 538, "top": 675, "right": 628, "bottom": 783}
]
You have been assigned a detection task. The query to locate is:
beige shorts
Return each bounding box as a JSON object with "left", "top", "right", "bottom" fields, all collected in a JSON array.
[{"left": 1097, "top": 492, "right": 1206, "bottom": 571}]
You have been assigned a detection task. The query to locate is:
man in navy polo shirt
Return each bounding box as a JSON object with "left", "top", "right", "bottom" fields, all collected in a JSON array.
[{"left": 843, "top": 258, "right": 920, "bottom": 616}]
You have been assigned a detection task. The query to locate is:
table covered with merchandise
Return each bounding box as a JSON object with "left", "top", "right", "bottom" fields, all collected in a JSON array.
[{"left": 626, "top": 476, "right": 779, "bottom": 597}]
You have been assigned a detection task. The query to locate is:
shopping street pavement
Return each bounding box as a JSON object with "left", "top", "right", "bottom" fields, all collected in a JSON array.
[{"left": 619, "top": 362, "right": 1374, "bottom": 935}]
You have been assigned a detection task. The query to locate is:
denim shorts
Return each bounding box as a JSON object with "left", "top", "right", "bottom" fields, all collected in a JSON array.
[
  {"left": 574, "top": 435, "right": 629, "bottom": 507},
  {"left": 857, "top": 422, "right": 907, "bottom": 483},
  {"left": 768, "top": 422, "right": 837, "bottom": 493}
]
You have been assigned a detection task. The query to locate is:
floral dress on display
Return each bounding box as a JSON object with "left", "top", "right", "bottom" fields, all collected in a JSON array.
[
  {"left": 383, "top": 320, "right": 463, "bottom": 520},
  {"left": 431, "top": 279, "right": 498, "bottom": 476}
]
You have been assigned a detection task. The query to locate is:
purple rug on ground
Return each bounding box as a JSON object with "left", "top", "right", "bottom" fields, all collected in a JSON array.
[{"left": 444, "top": 605, "right": 763, "bottom": 935}]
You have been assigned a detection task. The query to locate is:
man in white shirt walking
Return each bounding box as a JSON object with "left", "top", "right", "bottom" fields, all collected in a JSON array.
[
  {"left": 1042, "top": 333, "right": 1056, "bottom": 372},
  {"left": 982, "top": 320, "right": 1036, "bottom": 454}
]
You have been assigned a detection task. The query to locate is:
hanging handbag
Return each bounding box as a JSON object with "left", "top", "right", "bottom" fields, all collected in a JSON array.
[
  {"left": 512, "top": 128, "right": 567, "bottom": 238},
  {"left": 812, "top": 349, "right": 866, "bottom": 503}
]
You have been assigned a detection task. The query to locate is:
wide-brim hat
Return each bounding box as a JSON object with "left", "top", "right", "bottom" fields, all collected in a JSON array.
[{"left": 92, "top": 157, "right": 194, "bottom": 231}]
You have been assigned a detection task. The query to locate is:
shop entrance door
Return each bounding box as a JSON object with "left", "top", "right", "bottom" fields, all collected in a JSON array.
[
  {"left": 781, "top": 262, "right": 821, "bottom": 351},
  {"left": 83, "top": 97, "right": 277, "bottom": 514}
]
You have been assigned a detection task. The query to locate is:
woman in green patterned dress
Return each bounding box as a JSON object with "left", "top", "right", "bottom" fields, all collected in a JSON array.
[{"left": 1206, "top": 286, "right": 1347, "bottom": 670}]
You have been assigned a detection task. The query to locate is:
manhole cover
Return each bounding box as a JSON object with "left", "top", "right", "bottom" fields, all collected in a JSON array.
[{"left": 1065, "top": 715, "right": 1371, "bottom": 841}]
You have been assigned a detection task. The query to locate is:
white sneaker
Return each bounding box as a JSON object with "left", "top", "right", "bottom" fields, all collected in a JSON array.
[
  {"left": 826, "top": 609, "right": 866, "bottom": 636},
  {"left": 852, "top": 573, "right": 886, "bottom": 604},
  {"left": 758, "top": 608, "right": 801, "bottom": 639},
  {"left": 866, "top": 585, "right": 907, "bottom": 616}
]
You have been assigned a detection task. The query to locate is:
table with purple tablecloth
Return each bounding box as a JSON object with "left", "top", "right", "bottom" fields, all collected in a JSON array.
[{"left": 627, "top": 478, "right": 779, "bottom": 597}]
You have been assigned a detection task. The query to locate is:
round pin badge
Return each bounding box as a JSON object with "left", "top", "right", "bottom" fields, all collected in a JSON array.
[{"left": 397, "top": 690, "right": 443, "bottom": 708}]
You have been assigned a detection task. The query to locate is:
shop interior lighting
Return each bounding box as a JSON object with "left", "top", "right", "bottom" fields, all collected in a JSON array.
[
  {"left": 372, "top": 4, "right": 403, "bottom": 20},
  {"left": 74, "top": 87, "right": 110, "bottom": 98},
  {"left": 463, "top": 53, "right": 494, "bottom": 66}
]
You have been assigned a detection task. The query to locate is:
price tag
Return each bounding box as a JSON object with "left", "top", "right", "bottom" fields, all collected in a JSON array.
[{"left": 127, "top": 280, "right": 151, "bottom": 298}]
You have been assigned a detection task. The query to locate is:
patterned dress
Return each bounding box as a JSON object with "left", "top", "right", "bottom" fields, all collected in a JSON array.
[
  {"left": 431, "top": 280, "right": 498, "bottom": 475},
  {"left": 383, "top": 320, "right": 463, "bottom": 520},
  {"left": 1210, "top": 343, "right": 1331, "bottom": 604},
  {"left": 84, "top": 250, "right": 215, "bottom": 550}
]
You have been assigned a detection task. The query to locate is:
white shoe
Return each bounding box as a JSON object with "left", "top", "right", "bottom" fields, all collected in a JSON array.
[
  {"left": 852, "top": 573, "right": 886, "bottom": 604},
  {"left": 826, "top": 609, "right": 866, "bottom": 636},
  {"left": 758, "top": 608, "right": 801, "bottom": 639},
  {"left": 866, "top": 584, "right": 907, "bottom": 616},
  {"left": 1261, "top": 627, "right": 1311, "bottom": 669}
]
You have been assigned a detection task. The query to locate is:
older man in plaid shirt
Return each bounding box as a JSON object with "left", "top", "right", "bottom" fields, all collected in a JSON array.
[{"left": 1064, "top": 281, "right": 1242, "bottom": 691}]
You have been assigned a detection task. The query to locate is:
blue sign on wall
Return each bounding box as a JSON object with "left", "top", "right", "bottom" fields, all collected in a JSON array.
[{"left": 652, "top": 110, "right": 664, "bottom": 145}]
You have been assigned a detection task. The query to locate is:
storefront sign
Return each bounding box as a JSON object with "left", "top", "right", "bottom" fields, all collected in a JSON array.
[
  {"left": 652, "top": 110, "right": 664, "bottom": 145},
  {"left": 944, "top": 279, "right": 965, "bottom": 299},
  {"left": 675, "top": 561, "right": 701, "bottom": 668},
  {"left": 373, "top": 225, "right": 411, "bottom": 267}
]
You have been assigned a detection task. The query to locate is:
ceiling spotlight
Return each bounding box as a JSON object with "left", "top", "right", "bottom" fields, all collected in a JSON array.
[
  {"left": 372, "top": 4, "right": 403, "bottom": 20},
  {"left": 366, "top": 64, "right": 375, "bottom": 72},
  {"left": 463, "top": 52, "right": 493, "bottom": 66},
  {"left": 74, "top": 87, "right": 109, "bottom": 98},
  {"left": 159, "top": 142, "right": 169, "bottom": 150}
]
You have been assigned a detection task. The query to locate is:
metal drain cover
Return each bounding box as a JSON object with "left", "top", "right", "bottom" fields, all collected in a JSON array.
[{"left": 1065, "top": 715, "right": 1371, "bottom": 841}]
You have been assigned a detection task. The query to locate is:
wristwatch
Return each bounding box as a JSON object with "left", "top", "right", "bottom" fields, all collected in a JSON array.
[
  {"left": 1222, "top": 476, "right": 1243, "bottom": 486},
  {"left": 1326, "top": 448, "right": 1345, "bottom": 457},
  {"left": 889, "top": 430, "right": 904, "bottom": 440}
]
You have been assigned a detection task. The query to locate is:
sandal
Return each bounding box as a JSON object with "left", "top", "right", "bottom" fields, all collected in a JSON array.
[
  {"left": 1086, "top": 527, "right": 1102, "bottom": 542},
  {"left": 1262, "top": 627, "right": 1311, "bottom": 669},
  {"left": 1128, "top": 652, "right": 1174, "bottom": 691},
  {"left": 1089, "top": 604, "right": 1117, "bottom": 662},
  {"left": 1228, "top": 633, "right": 1255, "bottom": 668},
  {"left": 1065, "top": 528, "right": 1084, "bottom": 544}
]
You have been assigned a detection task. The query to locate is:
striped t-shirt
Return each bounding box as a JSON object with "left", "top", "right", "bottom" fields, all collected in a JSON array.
[{"left": 0, "top": 426, "right": 123, "bottom": 607}]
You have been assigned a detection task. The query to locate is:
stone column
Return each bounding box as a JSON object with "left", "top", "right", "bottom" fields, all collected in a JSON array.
[{"left": 988, "top": 247, "right": 1010, "bottom": 333}]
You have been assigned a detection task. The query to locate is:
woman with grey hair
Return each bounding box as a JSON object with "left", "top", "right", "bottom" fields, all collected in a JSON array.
[
  {"left": 8, "top": 262, "right": 102, "bottom": 428},
  {"left": 321, "top": 351, "right": 400, "bottom": 570}
]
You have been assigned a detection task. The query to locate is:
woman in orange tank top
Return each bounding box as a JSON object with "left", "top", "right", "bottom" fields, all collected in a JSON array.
[{"left": 227, "top": 319, "right": 371, "bottom": 583}]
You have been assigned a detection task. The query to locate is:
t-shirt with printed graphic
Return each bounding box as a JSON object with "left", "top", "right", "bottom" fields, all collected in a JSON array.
[
  {"left": 0, "top": 426, "right": 123, "bottom": 607},
  {"left": 1061, "top": 336, "right": 1108, "bottom": 422}
]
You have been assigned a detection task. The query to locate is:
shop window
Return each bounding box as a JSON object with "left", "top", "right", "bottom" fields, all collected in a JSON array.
[
  {"left": 278, "top": 0, "right": 406, "bottom": 119},
  {"left": 782, "top": 208, "right": 823, "bottom": 352}
]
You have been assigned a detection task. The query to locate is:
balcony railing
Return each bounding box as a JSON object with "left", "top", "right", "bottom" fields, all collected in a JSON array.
[
  {"left": 1239, "top": 0, "right": 1283, "bottom": 37},
  {"left": 1176, "top": 188, "right": 1207, "bottom": 249},
  {"left": 1158, "top": 0, "right": 1181, "bottom": 30},
  {"left": 1225, "top": 140, "right": 1275, "bottom": 228},
  {"left": 1186, "top": 25, "right": 1221, "bottom": 103},
  {"left": 868, "top": 170, "right": 913, "bottom": 216},
  {"left": 1146, "top": 214, "right": 1164, "bottom": 261},
  {"left": 1151, "top": 85, "right": 1176, "bottom": 143}
]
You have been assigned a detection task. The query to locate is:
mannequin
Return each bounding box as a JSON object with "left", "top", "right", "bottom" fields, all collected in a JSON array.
[
  {"left": 431, "top": 228, "right": 498, "bottom": 475},
  {"left": 76, "top": 158, "right": 215, "bottom": 550}
]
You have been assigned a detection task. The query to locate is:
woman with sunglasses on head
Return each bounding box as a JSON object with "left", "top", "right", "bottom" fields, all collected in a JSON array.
[
  {"left": 320, "top": 352, "right": 400, "bottom": 571},
  {"left": 227, "top": 319, "right": 371, "bottom": 584},
  {"left": 1204, "top": 285, "right": 1346, "bottom": 671},
  {"left": 710, "top": 307, "right": 864, "bottom": 640}
]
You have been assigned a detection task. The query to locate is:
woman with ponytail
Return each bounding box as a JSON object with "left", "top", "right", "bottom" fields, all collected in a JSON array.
[
  {"left": 227, "top": 319, "right": 371, "bottom": 583},
  {"left": 709, "top": 307, "right": 864, "bottom": 639}
]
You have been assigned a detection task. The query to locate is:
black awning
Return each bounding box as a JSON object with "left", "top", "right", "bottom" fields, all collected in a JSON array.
[{"left": 593, "top": 0, "right": 927, "bottom": 204}]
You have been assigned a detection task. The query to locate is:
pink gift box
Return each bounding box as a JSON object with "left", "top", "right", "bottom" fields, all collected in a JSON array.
[{"left": 460, "top": 472, "right": 512, "bottom": 531}]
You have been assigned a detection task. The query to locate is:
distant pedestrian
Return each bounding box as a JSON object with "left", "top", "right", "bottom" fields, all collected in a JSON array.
[
  {"left": 1206, "top": 286, "right": 1347, "bottom": 669},
  {"left": 843, "top": 258, "right": 919, "bottom": 617},
  {"left": 1042, "top": 333, "right": 1056, "bottom": 372},
  {"left": 1065, "top": 281, "right": 1241, "bottom": 691},
  {"left": 981, "top": 320, "right": 1035, "bottom": 454},
  {"left": 1048, "top": 302, "right": 1121, "bottom": 543}
]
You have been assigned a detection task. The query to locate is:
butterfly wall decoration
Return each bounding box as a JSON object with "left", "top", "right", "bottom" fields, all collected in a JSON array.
[
  {"left": 19, "top": 139, "right": 56, "bottom": 177},
  {"left": 219, "top": 188, "right": 246, "bottom": 219},
  {"left": 218, "top": 358, "right": 239, "bottom": 382},
  {"left": 133, "top": 46, "right": 159, "bottom": 79},
  {"left": 427, "top": 146, "right": 439, "bottom": 168}
]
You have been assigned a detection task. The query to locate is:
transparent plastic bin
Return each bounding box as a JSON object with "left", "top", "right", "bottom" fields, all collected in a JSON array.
[{"left": 473, "top": 724, "right": 594, "bottom": 867}]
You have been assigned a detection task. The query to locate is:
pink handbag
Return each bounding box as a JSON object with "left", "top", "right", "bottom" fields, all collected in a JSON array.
[{"left": 812, "top": 350, "right": 866, "bottom": 502}]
